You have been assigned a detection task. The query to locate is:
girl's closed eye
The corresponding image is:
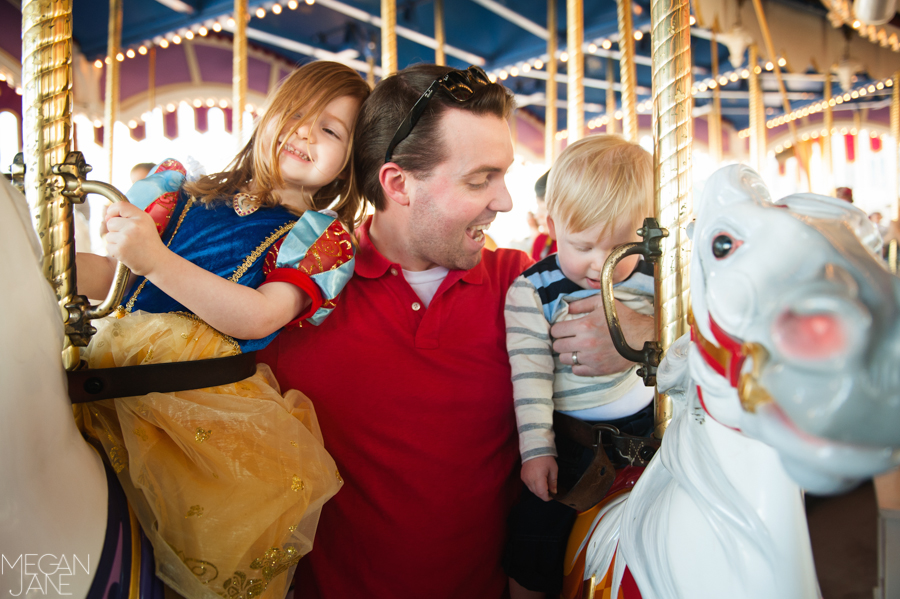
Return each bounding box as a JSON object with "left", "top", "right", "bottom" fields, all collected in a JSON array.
[{"left": 322, "top": 127, "right": 341, "bottom": 139}]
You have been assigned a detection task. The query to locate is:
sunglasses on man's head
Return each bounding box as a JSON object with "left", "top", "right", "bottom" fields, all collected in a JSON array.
[{"left": 384, "top": 66, "right": 492, "bottom": 164}]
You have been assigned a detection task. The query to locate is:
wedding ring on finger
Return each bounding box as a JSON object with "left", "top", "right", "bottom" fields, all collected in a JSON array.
[{"left": 572, "top": 351, "right": 579, "bottom": 366}]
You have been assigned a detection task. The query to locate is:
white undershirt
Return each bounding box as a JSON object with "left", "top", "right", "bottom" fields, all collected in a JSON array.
[
  {"left": 402, "top": 266, "right": 450, "bottom": 308},
  {"left": 558, "top": 377, "right": 654, "bottom": 421}
]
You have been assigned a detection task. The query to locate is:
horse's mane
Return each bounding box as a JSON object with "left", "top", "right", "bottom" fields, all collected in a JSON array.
[{"left": 615, "top": 341, "right": 777, "bottom": 597}]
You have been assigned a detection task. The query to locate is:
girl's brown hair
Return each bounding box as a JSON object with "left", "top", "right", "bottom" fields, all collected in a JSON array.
[{"left": 185, "top": 61, "right": 371, "bottom": 229}]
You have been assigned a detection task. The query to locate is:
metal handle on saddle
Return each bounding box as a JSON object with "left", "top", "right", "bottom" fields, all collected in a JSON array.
[
  {"left": 599, "top": 217, "right": 667, "bottom": 387},
  {"left": 51, "top": 151, "right": 132, "bottom": 347}
]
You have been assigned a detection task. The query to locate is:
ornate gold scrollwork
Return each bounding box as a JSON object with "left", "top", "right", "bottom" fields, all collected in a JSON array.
[{"left": 737, "top": 342, "right": 774, "bottom": 413}]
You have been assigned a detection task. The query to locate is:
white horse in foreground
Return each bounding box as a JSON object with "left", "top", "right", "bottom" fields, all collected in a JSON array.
[
  {"left": 566, "top": 165, "right": 900, "bottom": 599},
  {"left": 0, "top": 176, "right": 107, "bottom": 597}
]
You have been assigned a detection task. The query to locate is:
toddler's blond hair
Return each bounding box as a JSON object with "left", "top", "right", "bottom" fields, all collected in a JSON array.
[{"left": 545, "top": 135, "right": 653, "bottom": 234}]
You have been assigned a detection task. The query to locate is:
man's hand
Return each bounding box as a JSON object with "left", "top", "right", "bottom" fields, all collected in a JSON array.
[
  {"left": 105, "top": 202, "right": 171, "bottom": 277},
  {"left": 551, "top": 296, "right": 655, "bottom": 376},
  {"left": 521, "top": 456, "right": 558, "bottom": 501}
]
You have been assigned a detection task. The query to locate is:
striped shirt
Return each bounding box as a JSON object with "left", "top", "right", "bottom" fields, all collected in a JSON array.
[{"left": 505, "top": 254, "right": 654, "bottom": 462}]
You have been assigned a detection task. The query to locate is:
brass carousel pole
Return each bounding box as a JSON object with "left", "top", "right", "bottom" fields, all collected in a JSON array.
[
  {"left": 606, "top": 56, "right": 617, "bottom": 134},
  {"left": 823, "top": 71, "right": 834, "bottom": 190},
  {"left": 381, "top": 0, "right": 398, "bottom": 76},
  {"left": 650, "top": 0, "right": 692, "bottom": 438},
  {"left": 234, "top": 0, "right": 248, "bottom": 146},
  {"left": 709, "top": 31, "right": 723, "bottom": 163},
  {"left": 434, "top": 0, "right": 446, "bottom": 66},
  {"left": 367, "top": 55, "right": 376, "bottom": 87},
  {"left": 567, "top": 0, "right": 585, "bottom": 143},
  {"left": 148, "top": 46, "right": 157, "bottom": 112},
  {"left": 105, "top": 0, "right": 122, "bottom": 182},
  {"left": 893, "top": 70, "right": 900, "bottom": 222},
  {"left": 748, "top": 45, "right": 765, "bottom": 172},
  {"left": 751, "top": 0, "right": 808, "bottom": 183},
  {"left": 617, "top": 0, "right": 638, "bottom": 140},
  {"left": 21, "top": 0, "right": 78, "bottom": 369},
  {"left": 546, "top": 0, "right": 558, "bottom": 163}
]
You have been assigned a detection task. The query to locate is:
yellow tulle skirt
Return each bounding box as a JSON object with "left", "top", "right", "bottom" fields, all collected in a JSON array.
[{"left": 78, "top": 311, "right": 341, "bottom": 599}]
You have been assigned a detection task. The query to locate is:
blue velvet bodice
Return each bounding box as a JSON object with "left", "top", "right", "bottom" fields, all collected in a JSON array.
[{"left": 123, "top": 192, "right": 297, "bottom": 351}]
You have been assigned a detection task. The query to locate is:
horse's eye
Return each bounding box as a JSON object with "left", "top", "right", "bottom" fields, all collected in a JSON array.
[{"left": 712, "top": 234, "right": 734, "bottom": 258}]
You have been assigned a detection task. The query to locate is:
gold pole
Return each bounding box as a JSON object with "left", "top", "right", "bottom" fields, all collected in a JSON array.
[
  {"left": 567, "top": 0, "right": 584, "bottom": 143},
  {"left": 546, "top": 0, "right": 558, "bottom": 163},
  {"left": 650, "top": 0, "right": 692, "bottom": 438},
  {"left": 606, "top": 56, "right": 617, "bottom": 134},
  {"left": 709, "top": 31, "right": 723, "bottom": 163},
  {"left": 617, "top": 0, "right": 638, "bottom": 140},
  {"left": 381, "top": 0, "right": 398, "bottom": 76},
  {"left": 367, "top": 54, "right": 376, "bottom": 87},
  {"left": 148, "top": 46, "right": 156, "bottom": 112},
  {"left": 750, "top": 0, "right": 808, "bottom": 181},
  {"left": 22, "top": 0, "right": 78, "bottom": 369},
  {"left": 893, "top": 71, "right": 900, "bottom": 221},
  {"left": 434, "top": 0, "right": 445, "bottom": 66},
  {"left": 233, "top": 0, "right": 247, "bottom": 146},
  {"left": 824, "top": 71, "right": 833, "bottom": 190},
  {"left": 748, "top": 45, "right": 765, "bottom": 172},
  {"left": 105, "top": 0, "right": 122, "bottom": 182},
  {"left": 889, "top": 239, "right": 898, "bottom": 274}
]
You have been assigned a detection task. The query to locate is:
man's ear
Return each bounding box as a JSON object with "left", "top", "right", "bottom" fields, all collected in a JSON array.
[
  {"left": 379, "top": 163, "right": 411, "bottom": 207},
  {"left": 546, "top": 215, "right": 558, "bottom": 240}
]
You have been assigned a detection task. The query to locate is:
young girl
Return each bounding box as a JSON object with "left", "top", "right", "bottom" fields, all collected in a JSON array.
[{"left": 76, "top": 61, "right": 370, "bottom": 599}]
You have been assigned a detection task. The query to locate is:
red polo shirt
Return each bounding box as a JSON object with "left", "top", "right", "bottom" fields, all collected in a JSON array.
[{"left": 258, "top": 217, "right": 532, "bottom": 599}]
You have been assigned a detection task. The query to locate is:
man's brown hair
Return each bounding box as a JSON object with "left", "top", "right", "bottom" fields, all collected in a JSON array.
[{"left": 353, "top": 63, "right": 515, "bottom": 211}]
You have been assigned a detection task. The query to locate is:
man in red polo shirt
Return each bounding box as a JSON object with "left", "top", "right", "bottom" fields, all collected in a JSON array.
[{"left": 258, "top": 64, "right": 653, "bottom": 598}]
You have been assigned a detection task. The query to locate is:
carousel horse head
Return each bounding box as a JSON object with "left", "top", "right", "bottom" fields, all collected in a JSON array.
[{"left": 687, "top": 164, "right": 900, "bottom": 493}]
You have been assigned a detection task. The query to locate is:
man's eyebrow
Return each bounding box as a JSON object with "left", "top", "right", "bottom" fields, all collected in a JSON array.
[{"left": 463, "top": 166, "right": 505, "bottom": 177}]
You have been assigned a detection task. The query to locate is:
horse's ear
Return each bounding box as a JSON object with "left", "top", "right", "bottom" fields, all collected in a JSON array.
[{"left": 697, "top": 165, "right": 773, "bottom": 221}]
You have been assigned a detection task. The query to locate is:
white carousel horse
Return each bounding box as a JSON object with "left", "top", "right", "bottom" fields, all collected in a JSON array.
[
  {"left": 0, "top": 176, "right": 107, "bottom": 597},
  {"left": 569, "top": 165, "right": 900, "bottom": 599}
]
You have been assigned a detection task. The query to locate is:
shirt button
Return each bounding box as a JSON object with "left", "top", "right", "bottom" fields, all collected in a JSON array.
[
  {"left": 411, "top": 302, "right": 422, "bottom": 311},
  {"left": 390, "top": 268, "right": 399, "bottom": 276}
]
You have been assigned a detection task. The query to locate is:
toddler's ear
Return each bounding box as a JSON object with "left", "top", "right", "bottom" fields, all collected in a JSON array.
[{"left": 546, "top": 215, "right": 558, "bottom": 240}]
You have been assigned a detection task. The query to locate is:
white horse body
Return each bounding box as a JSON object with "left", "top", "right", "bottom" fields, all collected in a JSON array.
[
  {"left": 0, "top": 177, "right": 106, "bottom": 598},
  {"left": 578, "top": 165, "right": 900, "bottom": 598}
]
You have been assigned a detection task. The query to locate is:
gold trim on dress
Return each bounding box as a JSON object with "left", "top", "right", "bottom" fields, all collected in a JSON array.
[
  {"left": 230, "top": 221, "right": 296, "bottom": 284},
  {"left": 124, "top": 197, "right": 196, "bottom": 312}
]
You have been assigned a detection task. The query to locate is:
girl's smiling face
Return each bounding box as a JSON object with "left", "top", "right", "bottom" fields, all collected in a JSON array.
[{"left": 260, "top": 94, "right": 361, "bottom": 212}]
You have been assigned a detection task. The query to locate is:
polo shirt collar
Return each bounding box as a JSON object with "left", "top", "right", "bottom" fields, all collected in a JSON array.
[{"left": 354, "top": 216, "right": 485, "bottom": 285}]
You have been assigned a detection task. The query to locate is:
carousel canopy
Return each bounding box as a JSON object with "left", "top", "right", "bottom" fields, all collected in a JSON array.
[{"left": 2, "top": 0, "right": 900, "bottom": 142}]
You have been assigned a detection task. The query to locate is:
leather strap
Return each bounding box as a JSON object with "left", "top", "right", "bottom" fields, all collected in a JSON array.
[
  {"left": 67, "top": 352, "right": 258, "bottom": 403},
  {"left": 551, "top": 411, "right": 661, "bottom": 512}
]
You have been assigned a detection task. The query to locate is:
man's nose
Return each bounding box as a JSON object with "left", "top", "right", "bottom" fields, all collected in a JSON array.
[{"left": 490, "top": 181, "right": 514, "bottom": 213}]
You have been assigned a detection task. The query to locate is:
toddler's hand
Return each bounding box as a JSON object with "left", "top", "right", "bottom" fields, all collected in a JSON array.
[
  {"left": 105, "top": 202, "right": 168, "bottom": 277},
  {"left": 521, "top": 456, "right": 558, "bottom": 501}
]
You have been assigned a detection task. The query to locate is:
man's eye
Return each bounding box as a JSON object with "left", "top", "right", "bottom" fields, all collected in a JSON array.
[{"left": 469, "top": 180, "right": 489, "bottom": 189}]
